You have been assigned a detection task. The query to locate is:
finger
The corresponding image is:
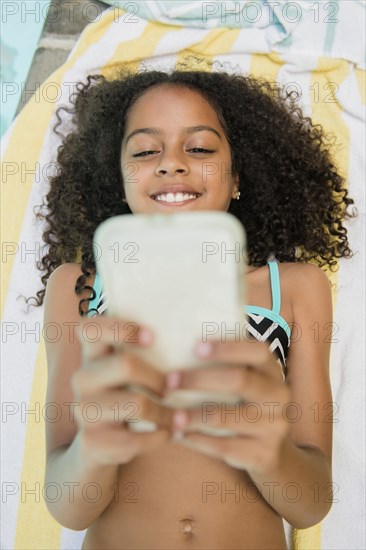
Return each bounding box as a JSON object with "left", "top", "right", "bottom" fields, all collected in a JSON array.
[
  {"left": 222, "top": 434, "right": 285, "bottom": 474},
  {"left": 182, "top": 399, "right": 289, "bottom": 438},
  {"left": 195, "top": 339, "right": 281, "bottom": 380},
  {"left": 172, "top": 365, "right": 288, "bottom": 403},
  {"left": 77, "top": 316, "right": 154, "bottom": 362},
  {"left": 83, "top": 424, "right": 171, "bottom": 465},
  {"left": 122, "top": 428, "right": 172, "bottom": 458},
  {"left": 76, "top": 389, "right": 175, "bottom": 428},
  {"left": 175, "top": 432, "right": 283, "bottom": 474},
  {"left": 71, "top": 351, "right": 166, "bottom": 399},
  {"left": 171, "top": 431, "right": 227, "bottom": 462}
]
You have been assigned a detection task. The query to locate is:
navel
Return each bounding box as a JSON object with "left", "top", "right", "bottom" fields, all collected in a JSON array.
[{"left": 180, "top": 517, "right": 194, "bottom": 535}]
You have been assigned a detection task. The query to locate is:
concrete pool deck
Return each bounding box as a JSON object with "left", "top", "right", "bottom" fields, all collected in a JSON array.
[{"left": 15, "top": 0, "right": 108, "bottom": 117}]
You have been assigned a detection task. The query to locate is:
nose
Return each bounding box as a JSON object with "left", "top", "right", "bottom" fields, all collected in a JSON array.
[{"left": 155, "top": 148, "right": 189, "bottom": 177}]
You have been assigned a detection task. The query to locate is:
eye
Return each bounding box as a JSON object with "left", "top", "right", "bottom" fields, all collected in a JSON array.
[
  {"left": 132, "top": 147, "right": 215, "bottom": 157},
  {"left": 188, "top": 148, "right": 215, "bottom": 154},
  {"left": 132, "top": 150, "right": 159, "bottom": 157}
]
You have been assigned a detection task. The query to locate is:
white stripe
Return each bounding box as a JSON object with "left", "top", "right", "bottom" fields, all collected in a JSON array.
[
  {"left": 268, "top": 337, "right": 285, "bottom": 360},
  {"left": 60, "top": 527, "right": 85, "bottom": 549},
  {"left": 153, "top": 27, "right": 211, "bottom": 57},
  {"left": 38, "top": 34, "right": 78, "bottom": 51}
]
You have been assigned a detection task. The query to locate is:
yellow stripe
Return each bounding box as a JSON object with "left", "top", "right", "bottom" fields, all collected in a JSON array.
[
  {"left": 249, "top": 51, "right": 285, "bottom": 81},
  {"left": 13, "top": 10, "right": 117, "bottom": 549},
  {"left": 14, "top": 341, "right": 62, "bottom": 549},
  {"left": 102, "top": 15, "right": 184, "bottom": 79},
  {"left": 292, "top": 524, "right": 322, "bottom": 550},
  {"left": 176, "top": 27, "right": 241, "bottom": 69},
  {"left": 102, "top": 17, "right": 241, "bottom": 79}
]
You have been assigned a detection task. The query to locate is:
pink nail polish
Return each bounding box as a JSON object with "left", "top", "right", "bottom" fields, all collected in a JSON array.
[
  {"left": 173, "top": 410, "right": 188, "bottom": 429},
  {"left": 195, "top": 342, "right": 213, "bottom": 357},
  {"left": 139, "top": 329, "right": 153, "bottom": 345},
  {"left": 166, "top": 371, "right": 181, "bottom": 390}
]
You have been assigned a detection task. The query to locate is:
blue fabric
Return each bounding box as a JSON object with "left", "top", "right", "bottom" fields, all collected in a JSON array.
[
  {"left": 0, "top": 0, "right": 47, "bottom": 136},
  {"left": 88, "top": 269, "right": 102, "bottom": 316},
  {"left": 102, "top": 0, "right": 313, "bottom": 32}
]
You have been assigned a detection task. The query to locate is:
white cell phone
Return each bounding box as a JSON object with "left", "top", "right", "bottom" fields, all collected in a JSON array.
[{"left": 94, "top": 211, "right": 250, "bottom": 436}]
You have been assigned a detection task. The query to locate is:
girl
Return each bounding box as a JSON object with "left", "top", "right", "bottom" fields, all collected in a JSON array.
[{"left": 35, "top": 59, "right": 357, "bottom": 549}]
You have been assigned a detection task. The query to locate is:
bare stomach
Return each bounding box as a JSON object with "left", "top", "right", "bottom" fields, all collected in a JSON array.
[{"left": 81, "top": 440, "right": 288, "bottom": 550}]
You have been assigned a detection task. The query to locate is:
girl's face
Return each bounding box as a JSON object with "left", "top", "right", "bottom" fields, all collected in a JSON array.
[{"left": 120, "top": 84, "right": 239, "bottom": 214}]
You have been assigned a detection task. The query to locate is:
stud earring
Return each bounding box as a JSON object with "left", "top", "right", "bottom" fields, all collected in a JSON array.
[{"left": 236, "top": 190, "right": 241, "bottom": 200}]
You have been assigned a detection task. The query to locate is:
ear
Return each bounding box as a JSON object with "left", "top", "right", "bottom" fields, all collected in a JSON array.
[{"left": 231, "top": 174, "right": 240, "bottom": 199}]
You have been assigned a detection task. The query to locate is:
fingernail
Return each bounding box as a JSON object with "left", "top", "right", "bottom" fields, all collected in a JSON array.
[
  {"left": 173, "top": 410, "right": 189, "bottom": 429},
  {"left": 172, "top": 430, "right": 185, "bottom": 441},
  {"left": 195, "top": 342, "right": 213, "bottom": 357},
  {"left": 139, "top": 329, "right": 153, "bottom": 345},
  {"left": 166, "top": 371, "right": 181, "bottom": 390}
]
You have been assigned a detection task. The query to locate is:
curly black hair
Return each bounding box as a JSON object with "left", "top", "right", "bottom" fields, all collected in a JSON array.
[{"left": 26, "top": 57, "right": 358, "bottom": 316}]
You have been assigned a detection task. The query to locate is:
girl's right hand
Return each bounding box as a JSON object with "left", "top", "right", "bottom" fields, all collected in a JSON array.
[{"left": 72, "top": 315, "right": 174, "bottom": 467}]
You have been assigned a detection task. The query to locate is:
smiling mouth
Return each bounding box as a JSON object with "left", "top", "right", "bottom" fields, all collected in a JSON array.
[{"left": 151, "top": 192, "right": 202, "bottom": 205}]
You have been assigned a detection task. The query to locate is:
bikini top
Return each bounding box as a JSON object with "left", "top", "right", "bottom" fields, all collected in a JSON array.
[{"left": 87, "top": 260, "right": 291, "bottom": 380}]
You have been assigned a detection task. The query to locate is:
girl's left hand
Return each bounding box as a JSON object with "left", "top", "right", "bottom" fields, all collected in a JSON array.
[{"left": 164, "top": 339, "right": 291, "bottom": 476}]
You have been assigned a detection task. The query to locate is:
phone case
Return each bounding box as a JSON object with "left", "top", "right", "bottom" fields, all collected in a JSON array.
[{"left": 94, "top": 211, "right": 250, "bottom": 436}]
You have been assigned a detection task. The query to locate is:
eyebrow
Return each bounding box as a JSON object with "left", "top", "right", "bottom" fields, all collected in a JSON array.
[{"left": 124, "top": 125, "right": 222, "bottom": 146}]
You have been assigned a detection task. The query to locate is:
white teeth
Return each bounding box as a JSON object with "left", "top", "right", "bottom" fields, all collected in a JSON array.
[{"left": 154, "top": 193, "right": 199, "bottom": 203}]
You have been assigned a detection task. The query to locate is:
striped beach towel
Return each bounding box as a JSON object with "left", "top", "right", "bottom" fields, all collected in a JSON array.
[{"left": 1, "top": 3, "right": 365, "bottom": 549}]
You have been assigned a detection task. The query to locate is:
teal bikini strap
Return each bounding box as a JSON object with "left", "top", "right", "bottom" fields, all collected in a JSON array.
[
  {"left": 88, "top": 272, "right": 102, "bottom": 317},
  {"left": 88, "top": 262, "right": 282, "bottom": 319},
  {"left": 268, "top": 260, "right": 281, "bottom": 315},
  {"left": 244, "top": 260, "right": 291, "bottom": 339}
]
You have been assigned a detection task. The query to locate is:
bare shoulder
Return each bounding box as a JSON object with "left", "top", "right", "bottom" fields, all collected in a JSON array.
[
  {"left": 281, "top": 261, "right": 331, "bottom": 294},
  {"left": 45, "top": 262, "right": 96, "bottom": 318},
  {"left": 44, "top": 263, "right": 92, "bottom": 332},
  {"left": 47, "top": 262, "right": 95, "bottom": 285},
  {"left": 277, "top": 262, "right": 332, "bottom": 325}
]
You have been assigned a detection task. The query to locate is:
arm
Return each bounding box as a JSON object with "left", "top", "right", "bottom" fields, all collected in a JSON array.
[
  {"left": 45, "top": 435, "right": 118, "bottom": 531},
  {"left": 43, "top": 264, "right": 118, "bottom": 530},
  {"left": 248, "top": 263, "right": 334, "bottom": 528}
]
